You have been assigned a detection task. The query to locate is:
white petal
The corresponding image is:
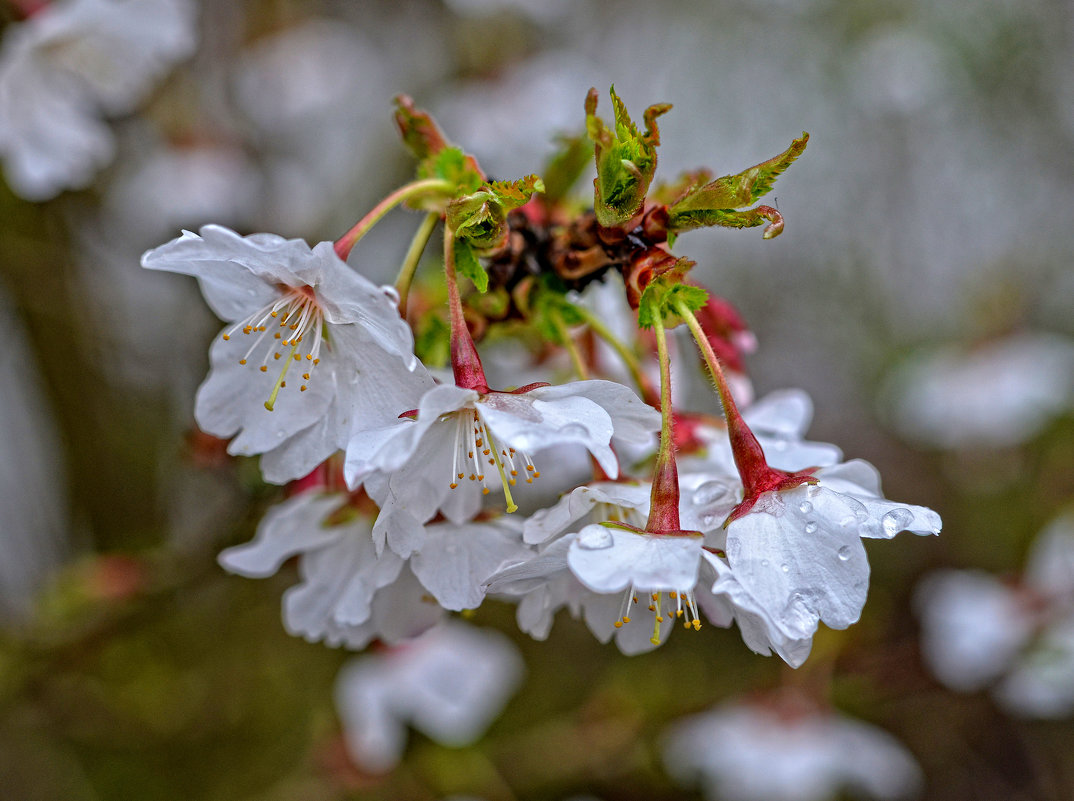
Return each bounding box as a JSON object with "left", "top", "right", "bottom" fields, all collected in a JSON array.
[
  {"left": 478, "top": 391, "right": 618, "bottom": 477},
  {"left": 411, "top": 521, "right": 530, "bottom": 610},
  {"left": 724, "top": 486, "right": 871, "bottom": 632},
  {"left": 522, "top": 482, "right": 649, "bottom": 545},
  {"left": 217, "top": 491, "right": 343, "bottom": 578},
  {"left": 567, "top": 525, "right": 702, "bottom": 594},
  {"left": 530, "top": 379, "right": 661, "bottom": 445}
]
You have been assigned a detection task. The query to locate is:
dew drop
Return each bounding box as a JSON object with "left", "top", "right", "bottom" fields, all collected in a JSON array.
[
  {"left": 837, "top": 546, "right": 852, "bottom": 562},
  {"left": 577, "top": 527, "right": 614, "bottom": 550},
  {"left": 692, "top": 481, "right": 731, "bottom": 507},
  {"left": 799, "top": 501, "right": 813, "bottom": 514},
  {"left": 761, "top": 559, "right": 770, "bottom": 567},
  {"left": 881, "top": 508, "right": 914, "bottom": 537},
  {"left": 804, "top": 521, "right": 818, "bottom": 534},
  {"left": 781, "top": 563, "right": 790, "bottom": 573},
  {"left": 701, "top": 513, "right": 719, "bottom": 527},
  {"left": 559, "top": 423, "right": 590, "bottom": 438}
]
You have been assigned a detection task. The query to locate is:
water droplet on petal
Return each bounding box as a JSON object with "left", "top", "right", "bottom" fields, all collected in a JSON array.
[
  {"left": 804, "top": 521, "right": 818, "bottom": 534},
  {"left": 577, "top": 527, "right": 614, "bottom": 550},
  {"left": 559, "top": 423, "right": 590, "bottom": 438},
  {"left": 881, "top": 508, "right": 915, "bottom": 537},
  {"left": 837, "top": 546, "right": 852, "bottom": 561},
  {"left": 701, "top": 513, "right": 719, "bottom": 527},
  {"left": 761, "top": 559, "right": 770, "bottom": 567},
  {"left": 693, "top": 481, "right": 731, "bottom": 506},
  {"left": 781, "top": 563, "right": 790, "bottom": 573},
  {"left": 798, "top": 501, "right": 813, "bottom": 514}
]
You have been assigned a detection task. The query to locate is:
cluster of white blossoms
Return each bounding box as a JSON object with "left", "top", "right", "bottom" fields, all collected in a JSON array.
[
  {"left": 141, "top": 91, "right": 940, "bottom": 671},
  {"left": 0, "top": 0, "right": 197, "bottom": 201}
]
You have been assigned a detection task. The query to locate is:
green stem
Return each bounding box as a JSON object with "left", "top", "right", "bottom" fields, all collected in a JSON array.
[
  {"left": 572, "top": 303, "right": 655, "bottom": 400},
  {"left": 334, "top": 178, "right": 454, "bottom": 261},
  {"left": 550, "top": 309, "right": 589, "bottom": 379},
  {"left": 395, "top": 211, "right": 439, "bottom": 318}
]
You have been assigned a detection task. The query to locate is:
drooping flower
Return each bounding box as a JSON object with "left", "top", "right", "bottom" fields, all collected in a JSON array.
[
  {"left": 0, "top": 0, "right": 197, "bottom": 200},
  {"left": 333, "top": 621, "right": 524, "bottom": 773},
  {"left": 692, "top": 460, "right": 941, "bottom": 667},
  {"left": 345, "top": 379, "right": 660, "bottom": 556},
  {"left": 142, "top": 224, "right": 432, "bottom": 483},
  {"left": 663, "top": 692, "right": 922, "bottom": 801}
]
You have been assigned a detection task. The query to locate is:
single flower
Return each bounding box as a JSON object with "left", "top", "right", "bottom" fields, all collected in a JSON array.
[
  {"left": 346, "top": 379, "right": 660, "bottom": 556},
  {"left": 142, "top": 224, "right": 432, "bottom": 483},
  {"left": 694, "top": 460, "right": 941, "bottom": 667}
]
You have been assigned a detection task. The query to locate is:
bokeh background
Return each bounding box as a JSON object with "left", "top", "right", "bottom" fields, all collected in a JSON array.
[{"left": 2, "top": 0, "right": 1074, "bottom": 799}]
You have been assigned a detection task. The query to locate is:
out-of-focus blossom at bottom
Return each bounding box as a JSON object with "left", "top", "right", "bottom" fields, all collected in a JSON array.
[
  {"left": 883, "top": 332, "right": 1074, "bottom": 450},
  {"left": 333, "top": 621, "right": 524, "bottom": 773},
  {"left": 0, "top": 287, "right": 67, "bottom": 623},
  {"left": 663, "top": 692, "right": 922, "bottom": 801},
  {"left": 916, "top": 513, "right": 1074, "bottom": 718}
]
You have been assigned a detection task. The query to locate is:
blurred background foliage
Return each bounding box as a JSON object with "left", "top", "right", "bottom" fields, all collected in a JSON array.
[{"left": 1, "top": 0, "right": 1073, "bottom": 799}]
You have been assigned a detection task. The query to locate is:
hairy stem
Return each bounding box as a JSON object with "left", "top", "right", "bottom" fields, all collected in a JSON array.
[{"left": 334, "top": 178, "right": 453, "bottom": 261}]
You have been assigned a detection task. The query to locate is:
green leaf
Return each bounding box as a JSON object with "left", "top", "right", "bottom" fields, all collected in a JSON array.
[
  {"left": 447, "top": 175, "right": 544, "bottom": 251},
  {"left": 586, "top": 87, "right": 672, "bottom": 227},
  {"left": 454, "top": 238, "right": 489, "bottom": 293},
  {"left": 667, "top": 133, "right": 808, "bottom": 235},
  {"left": 637, "top": 280, "right": 709, "bottom": 330}
]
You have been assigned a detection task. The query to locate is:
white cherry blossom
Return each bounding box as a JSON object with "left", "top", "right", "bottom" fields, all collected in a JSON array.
[
  {"left": 142, "top": 224, "right": 431, "bottom": 483},
  {"left": 333, "top": 621, "right": 523, "bottom": 773},
  {"left": 663, "top": 695, "right": 922, "bottom": 801},
  {"left": 488, "top": 520, "right": 733, "bottom": 655},
  {"left": 346, "top": 380, "right": 659, "bottom": 556},
  {"left": 693, "top": 460, "right": 941, "bottom": 667},
  {"left": 0, "top": 0, "right": 197, "bottom": 200}
]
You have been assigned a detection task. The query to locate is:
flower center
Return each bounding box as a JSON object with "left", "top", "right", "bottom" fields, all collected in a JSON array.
[
  {"left": 447, "top": 409, "right": 540, "bottom": 513},
  {"left": 221, "top": 286, "right": 326, "bottom": 411},
  {"left": 614, "top": 588, "right": 702, "bottom": 645}
]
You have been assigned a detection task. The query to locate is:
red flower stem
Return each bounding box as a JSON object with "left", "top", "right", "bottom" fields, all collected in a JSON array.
[
  {"left": 676, "top": 299, "right": 772, "bottom": 498},
  {"left": 395, "top": 211, "right": 439, "bottom": 318},
  {"left": 645, "top": 311, "right": 681, "bottom": 533},
  {"left": 333, "top": 178, "right": 453, "bottom": 261},
  {"left": 444, "top": 227, "right": 490, "bottom": 392}
]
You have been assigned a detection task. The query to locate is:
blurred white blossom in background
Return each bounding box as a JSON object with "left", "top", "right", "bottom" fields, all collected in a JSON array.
[
  {"left": 0, "top": 0, "right": 196, "bottom": 200},
  {"left": 333, "top": 620, "right": 523, "bottom": 773},
  {"left": 663, "top": 694, "right": 922, "bottom": 801},
  {"left": 917, "top": 512, "right": 1074, "bottom": 718}
]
